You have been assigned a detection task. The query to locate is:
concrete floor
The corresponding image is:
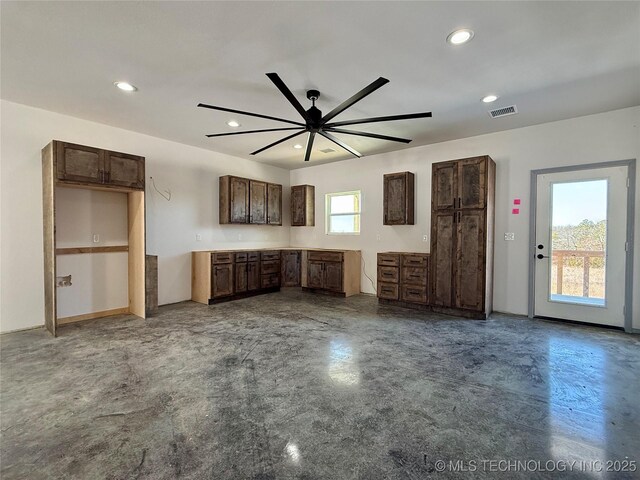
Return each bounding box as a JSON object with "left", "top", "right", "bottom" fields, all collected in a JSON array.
[{"left": 1, "top": 289, "right": 639, "bottom": 479}]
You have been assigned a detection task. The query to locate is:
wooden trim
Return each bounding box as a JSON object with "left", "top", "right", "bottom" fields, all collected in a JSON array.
[
  {"left": 56, "top": 245, "right": 129, "bottom": 255},
  {"left": 57, "top": 307, "right": 130, "bottom": 325},
  {"left": 42, "top": 142, "right": 57, "bottom": 337},
  {"left": 128, "top": 191, "right": 146, "bottom": 318},
  {"left": 191, "top": 251, "right": 212, "bottom": 304}
]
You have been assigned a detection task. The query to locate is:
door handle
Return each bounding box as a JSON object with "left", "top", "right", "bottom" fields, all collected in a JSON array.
[
  {"left": 536, "top": 254, "right": 550, "bottom": 259},
  {"left": 537, "top": 244, "right": 544, "bottom": 250}
]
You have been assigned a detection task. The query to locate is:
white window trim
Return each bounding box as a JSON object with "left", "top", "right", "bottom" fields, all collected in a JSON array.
[{"left": 325, "top": 190, "right": 361, "bottom": 235}]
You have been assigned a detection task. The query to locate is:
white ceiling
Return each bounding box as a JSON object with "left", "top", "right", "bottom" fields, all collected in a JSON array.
[{"left": 2, "top": 1, "right": 639, "bottom": 169}]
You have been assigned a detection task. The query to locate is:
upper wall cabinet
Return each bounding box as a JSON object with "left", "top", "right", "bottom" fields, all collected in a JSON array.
[
  {"left": 219, "top": 175, "right": 283, "bottom": 225},
  {"left": 383, "top": 171, "right": 414, "bottom": 225},
  {"left": 433, "top": 157, "right": 487, "bottom": 211},
  {"left": 55, "top": 141, "right": 144, "bottom": 190},
  {"left": 291, "top": 184, "right": 315, "bottom": 226}
]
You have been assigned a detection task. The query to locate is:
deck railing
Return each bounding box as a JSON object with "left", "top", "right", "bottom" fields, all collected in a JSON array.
[{"left": 552, "top": 249, "right": 605, "bottom": 297}]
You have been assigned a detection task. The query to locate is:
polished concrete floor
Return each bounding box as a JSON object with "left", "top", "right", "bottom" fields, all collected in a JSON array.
[{"left": 1, "top": 289, "right": 639, "bottom": 479}]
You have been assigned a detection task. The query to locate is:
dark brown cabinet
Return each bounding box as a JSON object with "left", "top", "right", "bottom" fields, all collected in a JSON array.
[
  {"left": 235, "top": 251, "right": 260, "bottom": 293},
  {"left": 260, "top": 251, "right": 281, "bottom": 289},
  {"left": 267, "top": 183, "right": 282, "bottom": 225},
  {"left": 377, "top": 253, "right": 429, "bottom": 305},
  {"left": 212, "top": 262, "right": 233, "bottom": 298},
  {"left": 306, "top": 251, "right": 345, "bottom": 293},
  {"left": 281, "top": 250, "right": 301, "bottom": 287},
  {"left": 430, "top": 155, "right": 495, "bottom": 318},
  {"left": 291, "top": 185, "right": 315, "bottom": 226},
  {"left": 219, "top": 176, "right": 283, "bottom": 225},
  {"left": 383, "top": 172, "right": 414, "bottom": 225},
  {"left": 55, "top": 141, "right": 144, "bottom": 190},
  {"left": 250, "top": 180, "right": 267, "bottom": 224}
]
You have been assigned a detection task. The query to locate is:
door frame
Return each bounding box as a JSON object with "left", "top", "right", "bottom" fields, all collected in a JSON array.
[{"left": 528, "top": 159, "right": 636, "bottom": 332}]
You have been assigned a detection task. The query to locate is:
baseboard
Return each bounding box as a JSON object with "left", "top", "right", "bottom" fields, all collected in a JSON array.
[
  {"left": 0, "top": 324, "right": 44, "bottom": 335},
  {"left": 57, "top": 307, "right": 130, "bottom": 325}
]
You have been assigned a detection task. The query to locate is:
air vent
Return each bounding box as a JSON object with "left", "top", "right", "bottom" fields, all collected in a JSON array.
[
  {"left": 320, "top": 148, "right": 336, "bottom": 154},
  {"left": 489, "top": 105, "right": 518, "bottom": 118}
]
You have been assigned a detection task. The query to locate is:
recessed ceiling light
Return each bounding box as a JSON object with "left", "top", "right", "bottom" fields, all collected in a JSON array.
[
  {"left": 114, "top": 81, "right": 137, "bottom": 92},
  {"left": 293, "top": 144, "right": 303, "bottom": 149},
  {"left": 446, "top": 29, "right": 474, "bottom": 45},
  {"left": 226, "top": 120, "right": 241, "bottom": 128},
  {"left": 482, "top": 94, "right": 498, "bottom": 103}
]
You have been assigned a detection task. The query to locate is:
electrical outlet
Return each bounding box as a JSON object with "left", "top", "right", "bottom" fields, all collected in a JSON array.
[
  {"left": 195, "top": 234, "right": 201, "bottom": 241},
  {"left": 504, "top": 232, "right": 515, "bottom": 241},
  {"left": 93, "top": 234, "right": 99, "bottom": 243},
  {"left": 238, "top": 233, "right": 243, "bottom": 241},
  {"left": 376, "top": 233, "right": 381, "bottom": 241},
  {"left": 422, "top": 235, "right": 428, "bottom": 242}
]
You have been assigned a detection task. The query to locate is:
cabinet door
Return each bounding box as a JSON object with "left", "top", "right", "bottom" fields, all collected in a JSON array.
[
  {"left": 212, "top": 264, "right": 233, "bottom": 297},
  {"left": 384, "top": 172, "right": 413, "bottom": 224},
  {"left": 250, "top": 180, "right": 267, "bottom": 224},
  {"left": 432, "top": 162, "right": 457, "bottom": 211},
  {"left": 235, "top": 262, "right": 248, "bottom": 293},
  {"left": 56, "top": 142, "right": 103, "bottom": 184},
  {"left": 247, "top": 262, "right": 260, "bottom": 291},
  {"left": 291, "top": 185, "right": 305, "bottom": 226},
  {"left": 324, "top": 261, "right": 343, "bottom": 292},
  {"left": 281, "top": 251, "right": 301, "bottom": 287},
  {"left": 455, "top": 210, "right": 486, "bottom": 311},
  {"left": 105, "top": 151, "right": 144, "bottom": 189},
  {"left": 307, "top": 260, "right": 324, "bottom": 288},
  {"left": 458, "top": 157, "right": 486, "bottom": 209},
  {"left": 230, "top": 177, "right": 249, "bottom": 223},
  {"left": 431, "top": 212, "right": 455, "bottom": 307},
  {"left": 267, "top": 183, "right": 282, "bottom": 225}
]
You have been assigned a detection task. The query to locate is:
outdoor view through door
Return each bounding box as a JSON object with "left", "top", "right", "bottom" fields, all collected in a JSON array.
[{"left": 550, "top": 179, "right": 607, "bottom": 306}]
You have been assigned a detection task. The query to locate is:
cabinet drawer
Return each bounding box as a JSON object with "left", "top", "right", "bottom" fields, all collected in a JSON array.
[
  {"left": 261, "top": 250, "right": 281, "bottom": 261},
  {"left": 235, "top": 252, "right": 248, "bottom": 262},
  {"left": 401, "top": 266, "right": 427, "bottom": 286},
  {"left": 308, "top": 251, "right": 343, "bottom": 262},
  {"left": 261, "top": 273, "right": 280, "bottom": 289},
  {"left": 261, "top": 260, "right": 280, "bottom": 274},
  {"left": 377, "top": 266, "right": 399, "bottom": 284},
  {"left": 247, "top": 251, "right": 259, "bottom": 262},
  {"left": 377, "top": 253, "right": 400, "bottom": 267},
  {"left": 402, "top": 254, "right": 428, "bottom": 268},
  {"left": 212, "top": 252, "right": 233, "bottom": 264},
  {"left": 378, "top": 282, "right": 399, "bottom": 300},
  {"left": 401, "top": 285, "right": 428, "bottom": 304}
]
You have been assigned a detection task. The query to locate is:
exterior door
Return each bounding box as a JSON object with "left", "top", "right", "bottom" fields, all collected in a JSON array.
[
  {"left": 250, "top": 181, "right": 267, "bottom": 224},
  {"left": 533, "top": 165, "right": 629, "bottom": 327}
]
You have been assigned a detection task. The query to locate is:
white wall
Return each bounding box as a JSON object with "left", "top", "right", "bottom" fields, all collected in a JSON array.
[
  {"left": 0, "top": 100, "right": 290, "bottom": 332},
  {"left": 55, "top": 188, "right": 129, "bottom": 318},
  {"left": 290, "top": 107, "right": 640, "bottom": 329}
]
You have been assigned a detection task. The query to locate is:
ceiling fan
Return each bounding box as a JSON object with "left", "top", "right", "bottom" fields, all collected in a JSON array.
[{"left": 198, "top": 73, "right": 432, "bottom": 162}]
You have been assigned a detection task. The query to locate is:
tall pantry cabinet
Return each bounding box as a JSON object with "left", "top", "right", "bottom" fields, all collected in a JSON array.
[{"left": 430, "top": 156, "right": 495, "bottom": 319}]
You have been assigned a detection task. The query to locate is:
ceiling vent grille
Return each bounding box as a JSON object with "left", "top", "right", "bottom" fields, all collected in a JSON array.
[
  {"left": 489, "top": 105, "right": 518, "bottom": 118},
  {"left": 320, "top": 148, "right": 336, "bottom": 154}
]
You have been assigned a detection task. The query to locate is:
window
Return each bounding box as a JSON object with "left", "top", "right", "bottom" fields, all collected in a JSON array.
[{"left": 326, "top": 191, "right": 361, "bottom": 235}]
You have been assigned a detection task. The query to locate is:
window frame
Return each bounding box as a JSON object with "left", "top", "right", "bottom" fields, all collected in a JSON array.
[{"left": 325, "top": 190, "right": 362, "bottom": 235}]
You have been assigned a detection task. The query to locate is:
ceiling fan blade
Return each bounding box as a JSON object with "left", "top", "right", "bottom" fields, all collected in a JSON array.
[
  {"left": 251, "top": 130, "right": 307, "bottom": 155},
  {"left": 324, "top": 127, "right": 412, "bottom": 143},
  {"left": 304, "top": 131, "right": 316, "bottom": 162},
  {"left": 266, "top": 73, "right": 311, "bottom": 122},
  {"left": 206, "top": 127, "right": 303, "bottom": 138},
  {"left": 326, "top": 111, "right": 432, "bottom": 128},
  {"left": 197, "top": 103, "right": 305, "bottom": 127},
  {"left": 318, "top": 130, "right": 361, "bottom": 158},
  {"left": 321, "top": 77, "right": 389, "bottom": 124}
]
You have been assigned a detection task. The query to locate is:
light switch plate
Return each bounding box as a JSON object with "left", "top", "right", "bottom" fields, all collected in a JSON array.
[
  {"left": 504, "top": 232, "right": 515, "bottom": 241},
  {"left": 422, "top": 235, "right": 428, "bottom": 242},
  {"left": 196, "top": 234, "right": 202, "bottom": 241}
]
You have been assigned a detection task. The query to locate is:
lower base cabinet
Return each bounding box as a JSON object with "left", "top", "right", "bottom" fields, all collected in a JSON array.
[
  {"left": 192, "top": 248, "right": 361, "bottom": 304},
  {"left": 377, "top": 252, "right": 429, "bottom": 306}
]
